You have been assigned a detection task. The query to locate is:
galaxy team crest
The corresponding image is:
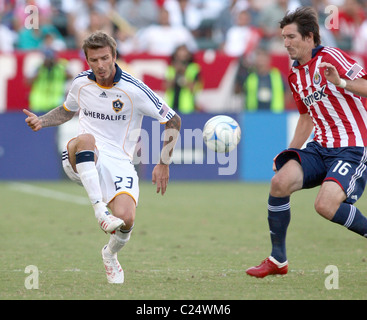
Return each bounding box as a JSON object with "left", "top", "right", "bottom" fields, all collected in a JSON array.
[{"left": 112, "top": 99, "right": 124, "bottom": 113}]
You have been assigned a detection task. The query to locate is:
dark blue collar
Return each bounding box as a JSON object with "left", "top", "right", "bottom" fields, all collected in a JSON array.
[
  {"left": 87, "top": 63, "right": 122, "bottom": 85},
  {"left": 292, "top": 45, "right": 324, "bottom": 67}
]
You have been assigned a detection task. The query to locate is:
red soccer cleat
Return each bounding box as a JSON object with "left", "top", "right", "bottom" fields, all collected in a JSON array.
[{"left": 246, "top": 257, "right": 288, "bottom": 278}]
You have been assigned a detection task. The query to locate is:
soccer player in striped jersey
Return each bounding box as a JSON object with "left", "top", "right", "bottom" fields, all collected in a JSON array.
[
  {"left": 246, "top": 7, "right": 367, "bottom": 278},
  {"left": 24, "top": 31, "right": 181, "bottom": 284}
]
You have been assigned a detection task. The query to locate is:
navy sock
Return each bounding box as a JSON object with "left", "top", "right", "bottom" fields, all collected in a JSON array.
[
  {"left": 332, "top": 203, "right": 367, "bottom": 238},
  {"left": 268, "top": 195, "right": 291, "bottom": 263}
]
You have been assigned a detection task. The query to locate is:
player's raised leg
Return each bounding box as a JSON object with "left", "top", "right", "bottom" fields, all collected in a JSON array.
[
  {"left": 68, "top": 134, "right": 125, "bottom": 233},
  {"left": 101, "top": 193, "right": 136, "bottom": 284},
  {"left": 246, "top": 159, "right": 303, "bottom": 278},
  {"left": 316, "top": 181, "right": 367, "bottom": 238}
]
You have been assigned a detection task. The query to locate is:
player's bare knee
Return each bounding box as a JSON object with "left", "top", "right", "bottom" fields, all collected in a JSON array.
[
  {"left": 113, "top": 208, "right": 135, "bottom": 229},
  {"left": 314, "top": 199, "right": 334, "bottom": 220},
  {"left": 122, "top": 216, "right": 134, "bottom": 230},
  {"left": 270, "top": 174, "right": 290, "bottom": 197},
  {"left": 75, "top": 134, "right": 95, "bottom": 151}
]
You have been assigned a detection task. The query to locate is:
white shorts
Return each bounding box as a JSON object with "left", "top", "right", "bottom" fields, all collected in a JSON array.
[{"left": 62, "top": 145, "right": 139, "bottom": 206}]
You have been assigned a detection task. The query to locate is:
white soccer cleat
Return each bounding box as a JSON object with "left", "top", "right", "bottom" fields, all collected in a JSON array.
[
  {"left": 101, "top": 245, "right": 124, "bottom": 284},
  {"left": 93, "top": 202, "right": 125, "bottom": 234}
]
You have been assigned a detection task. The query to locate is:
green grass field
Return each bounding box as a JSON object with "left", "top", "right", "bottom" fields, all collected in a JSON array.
[{"left": 1, "top": 180, "right": 367, "bottom": 300}]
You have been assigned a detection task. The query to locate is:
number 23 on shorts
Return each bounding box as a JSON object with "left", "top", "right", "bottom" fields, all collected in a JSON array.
[{"left": 114, "top": 176, "right": 133, "bottom": 191}]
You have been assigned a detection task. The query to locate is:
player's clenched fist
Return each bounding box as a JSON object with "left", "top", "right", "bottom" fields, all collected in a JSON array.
[{"left": 23, "top": 109, "right": 42, "bottom": 132}]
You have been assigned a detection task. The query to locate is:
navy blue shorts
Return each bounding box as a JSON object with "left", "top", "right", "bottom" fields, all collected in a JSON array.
[{"left": 275, "top": 141, "right": 367, "bottom": 204}]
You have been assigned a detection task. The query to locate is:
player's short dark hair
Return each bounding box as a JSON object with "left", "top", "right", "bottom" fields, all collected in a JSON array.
[
  {"left": 279, "top": 6, "right": 321, "bottom": 47},
  {"left": 82, "top": 31, "right": 117, "bottom": 59}
]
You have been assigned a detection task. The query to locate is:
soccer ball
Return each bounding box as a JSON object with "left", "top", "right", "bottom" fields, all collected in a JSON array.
[{"left": 203, "top": 115, "right": 241, "bottom": 153}]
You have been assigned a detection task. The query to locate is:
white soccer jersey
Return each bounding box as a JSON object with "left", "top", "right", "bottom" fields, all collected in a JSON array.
[{"left": 63, "top": 64, "right": 175, "bottom": 160}]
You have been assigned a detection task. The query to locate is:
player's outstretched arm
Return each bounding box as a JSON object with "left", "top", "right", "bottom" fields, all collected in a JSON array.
[
  {"left": 159, "top": 114, "right": 182, "bottom": 165},
  {"left": 152, "top": 113, "right": 182, "bottom": 195},
  {"left": 272, "top": 113, "right": 314, "bottom": 172},
  {"left": 288, "top": 113, "right": 314, "bottom": 149},
  {"left": 23, "top": 105, "right": 76, "bottom": 132},
  {"left": 23, "top": 109, "right": 42, "bottom": 131},
  {"left": 319, "top": 62, "right": 367, "bottom": 97}
]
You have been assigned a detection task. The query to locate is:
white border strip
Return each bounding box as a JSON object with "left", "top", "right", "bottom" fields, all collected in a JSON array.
[{"left": 8, "top": 182, "right": 89, "bottom": 206}]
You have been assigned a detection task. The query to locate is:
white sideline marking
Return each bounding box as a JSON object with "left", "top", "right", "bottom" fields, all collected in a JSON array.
[{"left": 8, "top": 182, "right": 89, "bottom": 206}]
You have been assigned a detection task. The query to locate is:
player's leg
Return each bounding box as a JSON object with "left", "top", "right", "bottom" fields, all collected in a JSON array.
[
  {"left": 268, "top": 159, "right": 304, "bottom": 262},
  {"left": 98, "top": 158, "right": 139, "bottom": 284},
  {"left": 108, "top": 193, "right": 136, "bottom": 229},
  {"left": 246, "top": 159, "right": 303, "bottom": 278},
  {"left": 66, "top": 135, "right": 125, "bottom": 233},
  {"left": 331, "top": 202, "right": 367, "bottom": 237},
  {"left": 246, "top": 141, "right": 330, "bottom": 278},
  {"left": 102, "top": 194, "right": 136, "bottom": 284},
  {"left": 314, "top": 180, "right": 346, "bottom": 220},
  {"left": 315, "top": 160, "right": 367, "bottom": 238},
  {"left": 107, "top": 193, "right": 136, "bottom": 254},
  {"left": 68, "top": 134, "right": 100, "bottom": 204}
]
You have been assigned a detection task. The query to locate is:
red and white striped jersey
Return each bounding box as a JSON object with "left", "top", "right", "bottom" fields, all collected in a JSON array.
[{"left": 289, "top": 45, "right": 367, "bottom": 148}]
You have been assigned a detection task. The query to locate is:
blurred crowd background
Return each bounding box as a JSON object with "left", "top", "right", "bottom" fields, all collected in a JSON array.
[
  {"left": 1, "top": 0, "right": 367, "bottom": 113},
  {"left": 2, "top": 0, "right": 367, "bottom": 54}
]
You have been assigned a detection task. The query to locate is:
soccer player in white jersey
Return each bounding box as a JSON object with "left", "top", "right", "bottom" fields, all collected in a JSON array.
[
  {"left": 24, "top": 31, "right": 181, "bottom": 284},
  {"left": 246, "top": 7, "right": 367, "bottom": 278}
]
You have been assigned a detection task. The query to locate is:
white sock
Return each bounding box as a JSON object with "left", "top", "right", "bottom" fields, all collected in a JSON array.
[
  {"left": 106, "top": 228, "right": 133, "bottom": 255},
  {"left": 269, "top": 256, "right": 288, "bottom": 268},
  {"left": 75, "top": 151, "right": 102, "bottom": 205},
  {"left": 92, "top": 201, "right": 108, "bottom": 219}
]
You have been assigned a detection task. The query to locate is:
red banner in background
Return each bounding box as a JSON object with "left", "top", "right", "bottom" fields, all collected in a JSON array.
[{"left": 3, "top": 50, "right": 365, "bottom": 113}]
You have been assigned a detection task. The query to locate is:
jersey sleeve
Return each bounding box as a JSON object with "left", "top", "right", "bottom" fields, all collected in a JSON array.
[
  {"left": 134, "top": 80, "right": 176, "bottom": 124},
  {"left": 322, "top": 47, "right": 367, "bottom": 80},
  {"left": 63, "top": 78, "right": 80, "bottom": 112}
]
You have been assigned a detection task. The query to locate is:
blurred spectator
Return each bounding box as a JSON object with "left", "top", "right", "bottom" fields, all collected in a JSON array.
[
  {"left": 47, "top": 0, "right": 74, "bottom": 48},
  {"left": 190, "top": 0, "right": 234, "bottom": 49},
  {"left": 13, "top": 0, "right": 52, "bottom": 31},
  {"left": 67, "top": 0, "right": 109, "bottom": 48},
  {"left": 11, "top": 0, "right": 66, "bottom": 50},
  {"left": 0, "top": 0, "right": 16, "bottom": 30},
  {"left": 234, "top": 54, "right": 250, "bottom": 95},
  {"left": 353, "top": 18, "right": 367, "bottom": 54},
  {"left": 16, "top": 18, "right": 66, "bottom": 50},
  {"left": 257, "top": 0, "right": 290, "bottom": 53},
  {"left": 245, "top": 0, "right": 262, "bottom": 27},
  {"left": 242, "top": 47, "right": 286, "bottom": 113},
  {"left": 28, "top": 48, "right": 71, "bottom": 112},
  {"left": 164, "top": 44, "right": 202, "bottom": 113},
  {"left": 164, "top": 0, "right": 202, "bottom": 32},
  {"left": 115, "top": 28, "right": 137, "bottom": 56},
  {"left": 75, "top": 9, "right": 113, "bottom": 49},
  {"left": 156, "top": 0, "right": 166, "bottom": 7},
  {"left": 136, "top": 7, "right": 198, "bottom": 55},
  {"left": 222, "top": 9, "right": 260, "bottom": 57},
  {"left": 191, "top": 0, "right": 228, "bottom": 21},
  {"left": 330, "top": 0, "right": 366, "bottom": 51},
  {"left": 107, "top": 1, "right": 137, "bottom": 56},
  {"left": 115, "top": 0, "right": 159, "bottom": 30},
  {"left": 0, "top": 19, "right": 17, "bottom": 52},
  {"left": 212, "top": 0, "right": 250, "bottom": 48}
]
